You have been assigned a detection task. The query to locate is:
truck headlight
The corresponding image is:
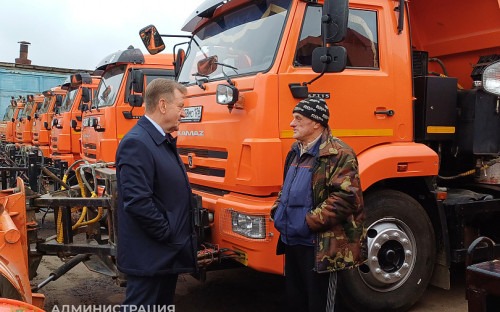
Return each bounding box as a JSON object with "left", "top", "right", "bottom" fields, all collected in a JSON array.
[
  {"left": 483, "top": 60, "right": 500, "bottom": 96},
  {"left": 231, "top": 211, "right": 266, "bottom": 239},
  {"left": 216, "top": 84, "right": 239, "bottom": 106}
]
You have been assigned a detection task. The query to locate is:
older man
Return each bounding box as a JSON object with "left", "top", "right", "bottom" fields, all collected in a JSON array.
[{"left": 272, "top": 96, "right": 367, "bottom": 312}]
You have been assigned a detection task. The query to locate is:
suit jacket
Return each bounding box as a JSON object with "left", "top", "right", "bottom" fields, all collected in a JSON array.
[{"left": 116, "top": 117, "right": 196, "bottom": 276}]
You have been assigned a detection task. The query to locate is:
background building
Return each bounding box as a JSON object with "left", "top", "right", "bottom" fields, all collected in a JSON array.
[{"left": 0, "top": 42, "right": 91, "bottom": 116}]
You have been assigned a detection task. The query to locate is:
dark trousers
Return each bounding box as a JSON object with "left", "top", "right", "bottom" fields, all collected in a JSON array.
[
  {"left": 123, "top": 274, "right": 179, "bottom": 307},
  {"left": 284, "top": 244, "right": 337, "bottom": 312}
]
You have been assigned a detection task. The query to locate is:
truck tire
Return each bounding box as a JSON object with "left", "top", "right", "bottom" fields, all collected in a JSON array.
[{"left": 339, "top": 189, "right": 436, "bottom": 312}]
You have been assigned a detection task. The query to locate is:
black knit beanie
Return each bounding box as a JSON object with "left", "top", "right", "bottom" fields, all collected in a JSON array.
[{"left": 292, "top": 97, "right": 329, "bottom": 128}]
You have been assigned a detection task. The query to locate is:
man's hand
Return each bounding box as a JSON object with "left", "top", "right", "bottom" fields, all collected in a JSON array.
[{"left": 306, "top": 197, "right": 340, "bottom": 232}]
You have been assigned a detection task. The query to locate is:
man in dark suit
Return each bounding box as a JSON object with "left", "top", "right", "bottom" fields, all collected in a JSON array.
[{"left": 116, "top": 78, "right": 197, "bottom": 308}]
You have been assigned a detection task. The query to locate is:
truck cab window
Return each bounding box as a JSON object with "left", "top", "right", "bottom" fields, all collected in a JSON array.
[
  {"left": 60, "top": 89, "right": 77, "bottom": 113},
  {"left": 94, "top": 65, "right": 126, "bottom": 108},
  {"left": 178, "top": 0, "right": 291, "bottom": 85},
  {"left": 295, "top": 6, "right": 379, "bottom": 69},
  {"left": 39, "top": 97, "right": 52, "bottom": 114},
  {"left": 3, "top": 107, "right": 14, "bottom": 121}
]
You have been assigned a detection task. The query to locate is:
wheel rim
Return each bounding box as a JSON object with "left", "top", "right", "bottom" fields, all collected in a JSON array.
[{"left": 358, "top": 218, "right": 417, "bottom": 292}]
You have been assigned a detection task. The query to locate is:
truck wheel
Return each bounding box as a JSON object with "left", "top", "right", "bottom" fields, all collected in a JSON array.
[{"left": 339, "top": 189, "right": 436, "bottom": 312}]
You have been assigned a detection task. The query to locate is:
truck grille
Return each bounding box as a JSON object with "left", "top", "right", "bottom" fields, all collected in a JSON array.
[
  {"left": 83, "top": 143, "right": 97, "bottom": 149},
  {"left": 178, "top": 147, "right": 228, "bottom": 178},
  {"left": 177, "top": 148, "right": 228, "bottom": 159},
  {"left": 185, "top": 166, "right": 225, "bottom": 177}
]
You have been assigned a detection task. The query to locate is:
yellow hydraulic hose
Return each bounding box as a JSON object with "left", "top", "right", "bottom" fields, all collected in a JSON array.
[
  {"left": 56, "top": 163, "right": 103, "bottom": 242},
  {"left": 71, "top": 169, "right": 103, "bottom": 230},
  {"left": 56, "top": 208, "right": 64, "bottom": 243}
]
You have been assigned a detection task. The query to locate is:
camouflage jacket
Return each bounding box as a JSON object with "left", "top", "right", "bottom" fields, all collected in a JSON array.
[{"left": 273, "top": 130, "right": 367, "bottom": 272}]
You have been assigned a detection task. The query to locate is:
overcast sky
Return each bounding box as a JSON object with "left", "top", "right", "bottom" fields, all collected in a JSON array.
[{"left": 0, "top": 0, "right": 204, "bottom": 70}]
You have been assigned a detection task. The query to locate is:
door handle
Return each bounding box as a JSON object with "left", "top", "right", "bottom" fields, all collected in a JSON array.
[{"left": 374, "top": 109, "right": 395, "bottom": 116}]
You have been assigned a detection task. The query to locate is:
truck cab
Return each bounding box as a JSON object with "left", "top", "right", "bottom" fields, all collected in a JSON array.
[
  {"left": 5, "top": 101, "right": 22, "bottom": 145},
  {"left": 50, "top": 73, "right": 100, "bottom": 166},
  {"left": 15, "top": 94, "right": 44, "bottom": 145},
  {"left": 0, "top": 104, "right": 16, "bottom": 143},
  {"left": 32, "top": 87, "right": 66, "bottom": 158},
  {"left": 145, "top": 0, "right": 500, "bottom": 310},
  {"left": 81, "top": 47, "right": 175, "bottom": 163}
]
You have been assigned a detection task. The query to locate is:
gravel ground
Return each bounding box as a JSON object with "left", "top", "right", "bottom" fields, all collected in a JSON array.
[
  {"left": 31, "top": 258, "right": 468, "bottom": 312},
  {"left": 30, "top": 212, "right": 468, "bottom": 312}
]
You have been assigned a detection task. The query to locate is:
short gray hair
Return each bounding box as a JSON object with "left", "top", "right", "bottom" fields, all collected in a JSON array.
[{"left": 144, "top": 78, "right": 186, "bottom": 113}]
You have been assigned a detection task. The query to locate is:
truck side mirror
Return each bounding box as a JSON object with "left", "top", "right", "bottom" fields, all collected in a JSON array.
[
  {"left": 175, "top": 49, "right": 186, "bottom": 77},
  {"left": 139, "top": 25, "right": 165, "bottom": 55},
  {"left": 311, "top": 0, "right": 349, "bottom": 74},
  {"left": 81, "top": 87, "right": 91, "bottom": 104},
  {"left": 323, "top": 0, "right": 349, "bottom": 44},
  {"left": 128, "top": 95, "right": 144, "bottom": 107},
  {"left": 197, "top": 56, "right": 218, "bottom": 76},
  {"left": 55, "top": 95, "right": 63, "bottom": 108},
  {"left": 288, "top": 0, "right": 349, "bottom": 98},
  {"left": 70, "top": 120, "right": 80, "bottom": 131},
  {"left": 131, "top": 70, "right": 145, "bottom": 93},
  {"left": 312, "top": 46, "right": 347, "bottom": 73}
]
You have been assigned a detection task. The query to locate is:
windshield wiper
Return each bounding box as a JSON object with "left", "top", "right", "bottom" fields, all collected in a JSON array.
[
  {"left": 217, "top": 62, "right": 238, "bottom": 86},
  {"left": 192, "top": 73, "right": 209, "bottom": 90}
]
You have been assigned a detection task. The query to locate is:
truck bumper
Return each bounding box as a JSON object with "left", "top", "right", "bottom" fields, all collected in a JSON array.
[{"left": 194, "top": 189, "right": 284, "bottom": 275}]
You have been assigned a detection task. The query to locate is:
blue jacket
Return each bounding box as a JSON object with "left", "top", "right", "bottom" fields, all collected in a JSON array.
[
  {"left": 116, "top": 117, "right": 197, "bottom": 276},
  {"left": 273, "top": 141, "right": 319, "bottom": 246}
]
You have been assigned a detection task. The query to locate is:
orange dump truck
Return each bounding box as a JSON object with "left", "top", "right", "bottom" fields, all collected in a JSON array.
[
  {"left": 81, "top": 47, "right": 175, "bottom": 163},
  {"left": 143, "top": 0, "right": 500, "bottom": 310},
  {"left": 50, "top": 73, "right": 100, "bottom": 165},
  {"left": 0, "top": 100, "right": 17, "bottom": 144},
  {"left": 32, "top": 87, "right": 66, "bottom": 159},
  {"left": 15, "top": 94, "right": 44, "bottom": 145},
  {"left": 4, "top": 100, "right": 22, "bottom": 145}
]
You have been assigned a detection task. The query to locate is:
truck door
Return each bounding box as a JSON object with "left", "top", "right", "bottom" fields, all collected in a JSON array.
[{"left": 278, "top": 2, "right": 412, "bottom": 154}]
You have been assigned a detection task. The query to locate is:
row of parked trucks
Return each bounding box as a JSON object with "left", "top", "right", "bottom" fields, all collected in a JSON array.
[
  {"left": 1, "top": 0, "right": 499, "bottom": 311},
  {"left": 0, "top": 46, "right": 175, "bottom": 309}
]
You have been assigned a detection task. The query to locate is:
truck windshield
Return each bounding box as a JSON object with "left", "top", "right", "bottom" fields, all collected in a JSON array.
[
  {"left": 19, "top": 102, "right": 33, "bottom": 118},
  {"left": 3, "top": 107, "right": 15, "bottom": 121},
  {"left": 39, "top": 97, "right": 52, "bottom": 114},
  {"left": 59, "top": 89, "right": 77, "bottom": 113},
  {"left": 178, "top": 0, "right": 291, "bottom": 84},
  {"left": 17, "top": 108, "right": 25, "bottom": 118},
  {"left": 94, "top": 65, "right": 126, "bottom": 108}
]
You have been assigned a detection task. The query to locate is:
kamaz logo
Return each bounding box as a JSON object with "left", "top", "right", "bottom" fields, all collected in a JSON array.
[
  {"left": 188, "top": 155, "right": 194, "bottom": 168},
  {"left": 177, "top": 130, "right": 204, "bottom": 136}
]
